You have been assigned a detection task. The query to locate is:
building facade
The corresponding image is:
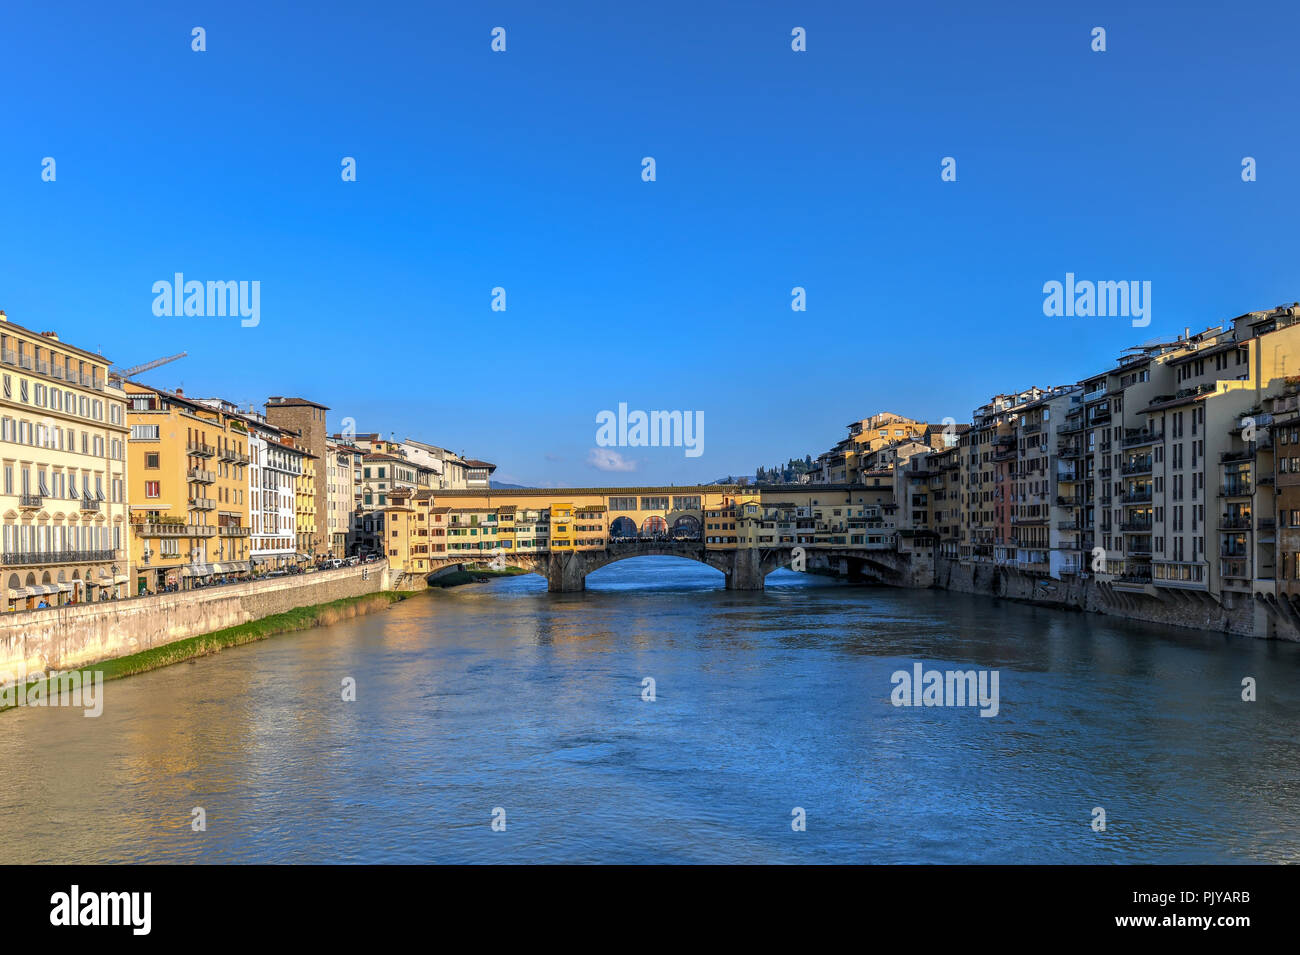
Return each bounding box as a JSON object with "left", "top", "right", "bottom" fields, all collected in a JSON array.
[
  {"left": 0, "top": 314, "right": 130, "bottom": 608},
  {"left": 125, "top": 384, "right": 250, "bottom": 593},
  {"left": 264, "top": 396, "right": 328, "bottom": 558}
]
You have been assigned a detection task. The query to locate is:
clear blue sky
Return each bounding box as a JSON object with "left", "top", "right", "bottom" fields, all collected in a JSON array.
[{"left": 2, "top": 1, "right": 1296, "bottom": 486}]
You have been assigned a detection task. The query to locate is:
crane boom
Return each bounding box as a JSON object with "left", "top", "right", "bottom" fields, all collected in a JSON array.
[{"left": 109, "top": 352, "right": 188, "bottom": 380}]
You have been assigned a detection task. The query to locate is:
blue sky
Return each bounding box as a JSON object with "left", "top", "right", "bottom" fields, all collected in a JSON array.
[{"left": 2, "top": 1, "right": 1297, "bottom": 486}]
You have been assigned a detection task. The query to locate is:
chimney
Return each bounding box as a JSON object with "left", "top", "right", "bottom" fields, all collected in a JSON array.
[
  {"left": 40, "top": 331, "right": 60, "bottom": 341},
  {"left": 0, "top": 310, "right": 7, "bottom": 322},
  {"left": 175, "top": 387, "right": 184, "bottom": 396}
]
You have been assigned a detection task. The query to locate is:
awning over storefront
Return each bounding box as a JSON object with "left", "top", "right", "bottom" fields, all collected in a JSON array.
[
  {"left": 112, "top": 575, "right": 129, "bottom": 585},
  {"left": 182, "top": 564, "right": 213, "bottom": 578}
]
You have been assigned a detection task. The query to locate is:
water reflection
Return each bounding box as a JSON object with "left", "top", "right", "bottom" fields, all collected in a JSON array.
[{"left": 0, "top": 556, "right": 1296, "bottom": 863}]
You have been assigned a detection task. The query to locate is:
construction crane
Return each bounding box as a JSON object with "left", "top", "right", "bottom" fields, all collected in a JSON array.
[{"left": 108, "top": 352, "right": 187, "bottom": 381}]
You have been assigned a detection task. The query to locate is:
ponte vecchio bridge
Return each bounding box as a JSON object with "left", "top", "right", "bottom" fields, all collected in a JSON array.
[{"left": 382, "top": 484, "right": 933, "bottom": 592}]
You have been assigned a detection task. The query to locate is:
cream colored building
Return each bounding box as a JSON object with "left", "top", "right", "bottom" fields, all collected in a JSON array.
[
  {"left": 0, "top": 312, "right": 130, "bottom": 609},
  {"left": 326, "top": 440, "right": 359, "bottom": 557}
]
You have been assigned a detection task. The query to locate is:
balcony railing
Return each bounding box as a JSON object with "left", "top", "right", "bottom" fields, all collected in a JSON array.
[
  {"left": 2, "top": 548, "right": 115, "bottom": 566},
  {"left": 1117, "top": 568, "right": 1153, "bottom": 583},
  {"left": 1218, "top": 481, "right": 1252, "bottom": 497},
  {"left": 187, "top": 441, "right": 216, "bottom": 457},
  {"left": 1220, "top": 559, "right": 1249, "bottom": 580},
  {"left": 1120, "top": 490, "right": 1153, "bottom": 504},
  {"left": 219, "top": 525, "right": 250, "bottom": 536},
  {"left": 1219, "top": 515, "right": 1252, "bottom": 530},
  {"left": 188, "top": 468, "right": 216, "bottom": 484},
  {"left": 135, "top": 522, "right": 216, "bottom": 537},
  {"left": 80, "top": 497, "right": 101, "bottom": 513},
  {"left": 188, "top": 497, "right": 215, "bottom": 510},
  {"left": 1122, "top": 430, "right": 1164, "bottom": 448},
  {"left": 1120, "top": 520, "right": 1153, "bottom": 532},
  {"left": 1121, "top": 460, "right": 1153, "bottom": 475},
  {"left": 18, "top": 493, "right": 42, "bottom": 509}
]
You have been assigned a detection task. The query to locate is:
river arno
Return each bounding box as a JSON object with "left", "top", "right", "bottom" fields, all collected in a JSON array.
[{"left": 1, "top": 557, "right": 1297, "bottom": 864}]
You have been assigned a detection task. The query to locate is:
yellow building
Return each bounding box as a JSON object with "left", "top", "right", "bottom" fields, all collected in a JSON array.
[
  {"left": 573, "top": 504, "right": 607, "bottom": 550},
  {"left": 382, "top": 490, "right": 432, "bottom": 574},
  {"left": 292, "top": 442, "right": 317, "bottom": 558},
  {"left": 447, "top": 507, "right": 499, "bottom": 557},
  {"left": 704, "top": 496, "right": 738, "bottom": 549},
  {"left": 0, "top": 313, "right": 131, "bottom": 609},
  {"left": 125, "top": 383, "right": 251, "bottom": 593},
  {"left": 548, "top": 503, "right": 575, "bottom": 551},
  {"left": 496, "top": 505, "right": 517, "bottom": 553}
]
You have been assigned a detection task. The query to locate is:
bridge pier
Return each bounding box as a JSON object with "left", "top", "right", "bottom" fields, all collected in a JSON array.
[
  {"left": 546, "top": 552, "right": 588, "bottom": 593},
  {"left": 724, "top": 548, "right": 766, "bottom": 591}
]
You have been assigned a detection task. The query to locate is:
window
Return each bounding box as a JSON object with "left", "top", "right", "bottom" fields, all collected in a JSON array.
[{"left": 145, "top": 481, "right": 160, "bottom": 498}]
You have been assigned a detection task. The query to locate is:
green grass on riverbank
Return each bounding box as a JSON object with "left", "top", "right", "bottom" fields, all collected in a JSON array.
[
  {"left": 1, "top": 591, "right": 413, "bottom": 713},
  {"left": 432, "top": 564, "right": 528, "bottom": 587}
]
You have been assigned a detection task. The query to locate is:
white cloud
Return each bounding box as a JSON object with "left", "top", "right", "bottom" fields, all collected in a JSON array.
[{"left": 586, "top": 447, "right": 637, "bottom": 472}]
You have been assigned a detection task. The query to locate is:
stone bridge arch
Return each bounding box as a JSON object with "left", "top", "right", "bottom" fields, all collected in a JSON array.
[{"left": 423, "top": 543, "right": 928, "bottom": 593}]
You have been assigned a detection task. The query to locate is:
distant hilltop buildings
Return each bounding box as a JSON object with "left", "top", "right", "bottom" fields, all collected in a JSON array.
[{"left": 0, "top": 306, "right": 493, "bottom": 609}]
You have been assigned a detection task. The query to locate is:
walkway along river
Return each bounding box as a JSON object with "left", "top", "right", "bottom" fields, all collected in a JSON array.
[{"left": 1, "top": 557, "right": 1296, "bottom": 863}]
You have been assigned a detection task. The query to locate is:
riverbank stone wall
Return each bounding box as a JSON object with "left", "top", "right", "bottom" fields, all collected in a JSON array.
[{"left": 0, "top": 562, "right": 391, "bottom": 679}]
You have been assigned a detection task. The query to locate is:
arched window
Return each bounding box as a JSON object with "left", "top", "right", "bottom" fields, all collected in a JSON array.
[
  {"left": 639, "top": 516, "right": 668, "bottom": 538},
  {"left": 671, "top": 515, "right": 701, "bottom": 540}
]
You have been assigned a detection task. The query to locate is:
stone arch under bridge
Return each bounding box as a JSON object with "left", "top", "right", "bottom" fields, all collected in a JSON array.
[{"left": 424, "top": 542, "right": 926, "bottom": 593}]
